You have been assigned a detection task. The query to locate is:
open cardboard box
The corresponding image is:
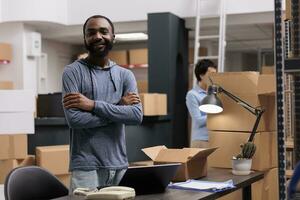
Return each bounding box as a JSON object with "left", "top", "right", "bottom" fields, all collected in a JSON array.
[{"left": 142, "top": 146, "right": 217, "bottom": 181}]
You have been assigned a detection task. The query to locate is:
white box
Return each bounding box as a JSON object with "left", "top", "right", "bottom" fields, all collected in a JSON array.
[
  {"left": 0, "top": 112, "right": 34, "bottom": 134},
  {"left": 0, "top": 90, "right": 35, "bottom": 112}
]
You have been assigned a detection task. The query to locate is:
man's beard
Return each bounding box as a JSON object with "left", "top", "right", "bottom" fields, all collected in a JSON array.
[{"left": 84, "top": 39, "right": 113, "bottom": 58}]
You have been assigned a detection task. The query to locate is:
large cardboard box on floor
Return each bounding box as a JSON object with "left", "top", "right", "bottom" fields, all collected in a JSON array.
[
  {"left": 109, "top": 50, "right": 128, "bottom": 66},
  {"left": 208, "top": 131, "right": 277, "bottom": 171},
  {"left": 36, "top": 145, "right": 69, "bottom": 175},
  {"left": 252, "top": 168, "right": 279, "bottom": 200},
  {"left": 140, "top": 93, "right": 167, "bottom": 116},
  {"left": 0, "top": 134, "right": 27, "bottom": 160},
  {"left": 0, "top": 155, "right": 35, "bottom": 183},
  {"left": 56, "top": 173, "right": 71, "bottom": 188},
  {"left": 207, "top": 72, "right": 276, "bottom": 132},
  {"left": 129, "top": 49, "right": 148, "bottom": 64},
  {"left": 142, "top": 146, "right": 217, "bottom": 181}
]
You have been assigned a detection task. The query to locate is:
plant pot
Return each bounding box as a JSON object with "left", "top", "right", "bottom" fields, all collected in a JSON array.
[{"left": 232, "top": 158, "right": 252, "bottom": 175}]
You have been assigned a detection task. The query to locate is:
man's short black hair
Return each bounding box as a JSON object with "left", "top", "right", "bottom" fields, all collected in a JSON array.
[
  {"left": 194, "top": 59, "right": 217, "bottom": 82},
  {"left": 83, "top": 15, "right": 115, "bottom": 36}
]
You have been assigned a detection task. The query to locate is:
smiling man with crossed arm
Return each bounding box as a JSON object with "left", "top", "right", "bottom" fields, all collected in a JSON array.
[{"left": 62, "top": 15, "right": 143, "bottom": 192}]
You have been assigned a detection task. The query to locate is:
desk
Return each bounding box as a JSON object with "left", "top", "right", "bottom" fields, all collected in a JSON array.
[{"left": 52, "top": 168, "right": 264, "bottom": 200}]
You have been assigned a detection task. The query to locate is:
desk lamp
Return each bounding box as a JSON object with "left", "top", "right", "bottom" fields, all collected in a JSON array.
[{"left": 199, "top": 81, "right": 265, "bottom": 158}]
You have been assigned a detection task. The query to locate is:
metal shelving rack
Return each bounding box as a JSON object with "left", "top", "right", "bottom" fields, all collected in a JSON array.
[{"left": 274, "top": 0, "right": 286, "bottom": 199}]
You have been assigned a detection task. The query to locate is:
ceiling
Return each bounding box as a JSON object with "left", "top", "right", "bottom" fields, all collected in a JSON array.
[{"left": 25, "top": 12, "right": 274, "bottom": 52}]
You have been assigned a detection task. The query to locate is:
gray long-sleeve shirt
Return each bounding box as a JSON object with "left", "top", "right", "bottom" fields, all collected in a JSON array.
[{"left": 62, "top": 59, "right": 143, "bottom": 171}]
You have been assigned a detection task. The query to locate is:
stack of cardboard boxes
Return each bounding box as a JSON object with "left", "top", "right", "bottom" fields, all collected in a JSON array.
[
  {"left": 206, "top": 72, "right": 278, "bottom": 200},
  {"left": 36, "top": 145, "right": 70, "bottom": 187},
  {"left": 0, "top": 81, "right": 36, "bottom": 184},
  {"left": 0, "top": 135, "right": 35, "bottom": 184}
]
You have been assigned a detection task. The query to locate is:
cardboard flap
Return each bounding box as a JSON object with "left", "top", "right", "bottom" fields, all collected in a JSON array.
[
  {"left": 184, "top": 147, "right": 218, "bottom": 161},
  {"left": 258, "top": 75, "right": 275, "bottom": 96},
  {"left": 142, "top": 145, "right": 167, "bottom": 161},
  {"left": 155, "top": 149, "right": 191, "bottom": 163},
  {"left": 210, "top": 72, "right": 259, "bottom": 94}
]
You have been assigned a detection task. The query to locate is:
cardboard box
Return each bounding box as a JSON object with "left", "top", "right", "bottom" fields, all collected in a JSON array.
[
  {"left": 137, "top": 80, "right": 148, "bottom": 93},
  {"left": 207, "top": 72, "right": 276, "bottom": 132},
  {"left": 188, "top": 47, "right": 208, "bottom": 64},
  {"left": 0, "top": 81, "right": 13, "bottom": 89},
  {"left": 109, "top": 50, "right": 128, "bottom": 66},
  {"left": 0, "top": 134, "right": 27, "bottom": 160},
  {"left": 208, "top": 131, "right": 277, "bottom": 171},
  {"left": 0, "top": 112, "right": 35, "bottom": 134},
  {"left": 258, "top": 75, "right": 276, "bottom": 95},
  {"left": 0, "top": 43, "right": 12, "bottom": 62},
  {"left": 252, "top": 168, "right": 279, "bottom": 200},
  {"left": 56, "top": 173, "right": 71, "bottom": 188},
  {"left": 140, "top": 93, "right": 167, "bottom": 116},
  {"left": 36, "top": 145, "right": 69, "bottom": 175},
  {"left": 0, "top": 90, "right": 35, "bottom": 112},
  {"left": 286, "top": 0, "right": 291, "bottom": 20},
  {"left": 261, "top": 66, "right": 274, "bottom": 74},
  {"left": 0, "top": 155, "right": 35, "bottom": 183},
  {"left": 218, "top": 189, "right": 242, "bottom": 200},
  {"left": 142, "top": 146, "right": 217, "bottom": 181},
  {"left": 129, "top": 49, "right": 148, "bottom": 64}
]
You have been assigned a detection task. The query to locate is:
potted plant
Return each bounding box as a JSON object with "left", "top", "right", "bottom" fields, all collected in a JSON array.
[{"left": 232, "top": 142, "right": 256, "bottom": 175}]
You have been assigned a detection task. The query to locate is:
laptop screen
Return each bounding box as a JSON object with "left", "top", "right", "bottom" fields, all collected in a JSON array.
[{"left": 119, "top": 163, "right": 180, "bottom": 195}]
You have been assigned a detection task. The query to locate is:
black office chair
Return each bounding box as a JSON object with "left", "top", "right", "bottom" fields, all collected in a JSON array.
[
  {"left": 288, "top": 161, "right": 300, "bottom": 200},
  {"left": 4, "top": 166, "right": 69, "bottom": 200}
]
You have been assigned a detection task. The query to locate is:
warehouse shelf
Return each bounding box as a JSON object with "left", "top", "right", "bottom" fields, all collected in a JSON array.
[
  {"left": 285, "top": 58, "right": 300, "bottom": 73},
  {"left": 286, "top": 140, "right": 294, "bottom": 149}
]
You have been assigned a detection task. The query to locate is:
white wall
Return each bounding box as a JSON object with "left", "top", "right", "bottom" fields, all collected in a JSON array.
[
  {"left": 23, "top": 25, "right": 39, "bottom": 94},
  {"left": 225, "top": 51, "right": 258, "bottom": 72},
  {"left": 0, "top": 0, "right": 275, "bottom": 25},
  {"left": 1, "top": 0, "right": 68, "bottom": 24},
  {"left": 0, "top": 22, "right": 24, "bottom": 89},
  {"left": 41, "top": 39, "right": 78, "bottom": 93}
]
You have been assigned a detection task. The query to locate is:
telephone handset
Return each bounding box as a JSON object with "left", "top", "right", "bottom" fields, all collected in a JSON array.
[{"left": 73, "top": 186, "right": 135, "bottom": 200}]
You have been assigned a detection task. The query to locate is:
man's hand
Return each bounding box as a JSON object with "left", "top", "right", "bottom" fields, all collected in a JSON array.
[
  {"left": 119, "top": 92, "right": 141, "bottom": 105},
  {"left": 63, "top": 93, "right": 95, "bottom": 111}
]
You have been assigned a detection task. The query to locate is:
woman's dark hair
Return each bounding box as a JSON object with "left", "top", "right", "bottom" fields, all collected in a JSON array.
[
  {"left": 194, "top": 59, "right": 217, "bottom": 82},
  {"left": 83, "top": 15, "right": 115, "bottom": 36}
]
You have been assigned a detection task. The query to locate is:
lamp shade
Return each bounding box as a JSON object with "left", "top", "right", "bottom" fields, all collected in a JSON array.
[{"left": 199, "top": 85, "right": 223, "bottom": 114}]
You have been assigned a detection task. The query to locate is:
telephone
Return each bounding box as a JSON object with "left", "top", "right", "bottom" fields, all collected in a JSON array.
[{"left": 73, "top": 186, "right": 135, "bottom": 200}]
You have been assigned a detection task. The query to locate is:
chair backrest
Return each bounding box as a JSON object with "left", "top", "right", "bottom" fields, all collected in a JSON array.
[
  {"left": 4, "top": 166, "right": 69, "bottom": 200},
  {"left": 288, "top": 161, "right": 300, "bottom": 200}
]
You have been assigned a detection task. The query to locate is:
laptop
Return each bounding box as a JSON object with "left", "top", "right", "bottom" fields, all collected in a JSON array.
[{"left": 119, "top": 163, "right": 181, "bottom": 195}]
